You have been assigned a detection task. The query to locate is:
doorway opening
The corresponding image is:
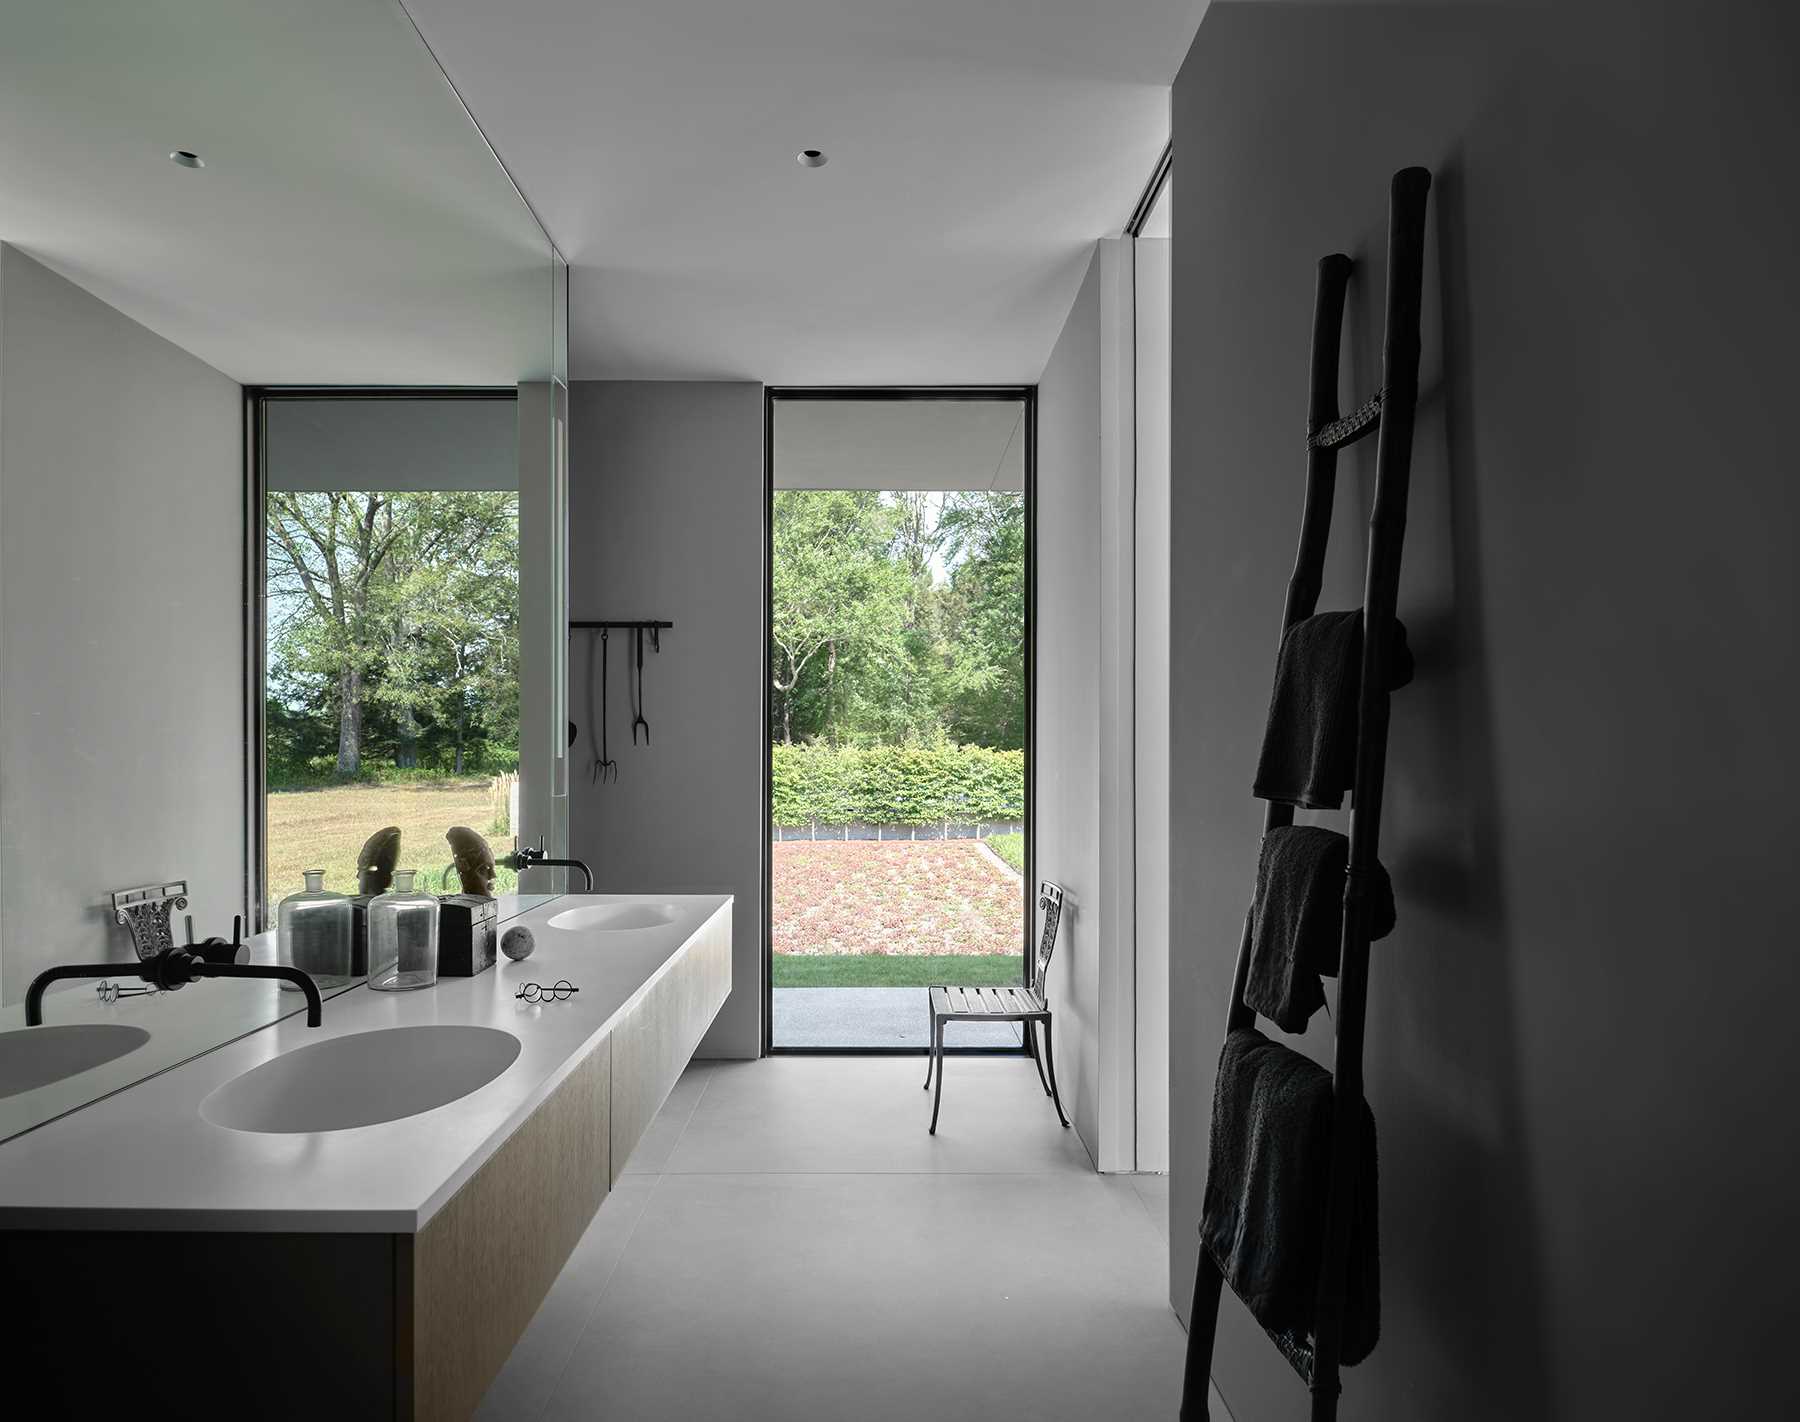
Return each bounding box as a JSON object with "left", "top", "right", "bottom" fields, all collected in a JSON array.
[{"left": 765, "top": 389, "right": 1034, "bottom": 1051}]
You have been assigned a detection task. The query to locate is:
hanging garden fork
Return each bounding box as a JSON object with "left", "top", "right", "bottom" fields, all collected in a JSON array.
[
  {"left": 592, "top": 628, "right": 619, "bottom": 784},
  {"left": 631, "top": 625, "right": 651, "bottom": 746}
]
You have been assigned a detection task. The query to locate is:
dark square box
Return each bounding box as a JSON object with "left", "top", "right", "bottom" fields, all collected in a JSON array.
[
  {"left": 349, "top": 894, "right": 373, "bottom": 976},
  {"left": 439, "top": 894, "right": 499, "bottom": 977}
]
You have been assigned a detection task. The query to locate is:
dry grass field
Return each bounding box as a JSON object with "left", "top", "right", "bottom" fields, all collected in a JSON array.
[{"left": 265, "top": 779, "right": 518, "bottom": 912}]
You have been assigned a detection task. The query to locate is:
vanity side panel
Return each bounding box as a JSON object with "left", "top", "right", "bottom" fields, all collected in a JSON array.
[
  {"left": 610, "top": 905, "right": 731, "bottom": 1183},
  {"left": 409, "top": 1032, "right": 611, "bottom": 1422}
]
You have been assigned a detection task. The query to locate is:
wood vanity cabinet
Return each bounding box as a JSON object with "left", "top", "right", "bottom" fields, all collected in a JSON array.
[
  {"left": 403, "top": 1028, "right": 613, "bottom": 1421},
  {"left": 405, "top": 910, "right": 730, "bottom": 1419},
  {"left": 3, "top": 907, "right": 731, "bottom": 1422}
]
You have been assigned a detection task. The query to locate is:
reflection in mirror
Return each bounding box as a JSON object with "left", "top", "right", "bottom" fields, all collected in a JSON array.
[
  {"left": 259, "top": 395, "right": 525, "bottom": 919},
  {"left": 0, "top": 2, "right": 563, "bottom": 1143}
]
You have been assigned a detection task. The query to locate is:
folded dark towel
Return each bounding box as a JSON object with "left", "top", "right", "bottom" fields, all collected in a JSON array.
[
  {"left": 1245, "top": 826, "right": 1396, "bottom": 1034},
  {"left": 1253, "top": 610, "right": 1413, "bottom": 810},
  {"left": 1198, "top": 1028, "right": 1380, "bottom": 1369}
]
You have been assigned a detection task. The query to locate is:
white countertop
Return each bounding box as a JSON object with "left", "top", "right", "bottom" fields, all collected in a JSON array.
[
  {"left": 0, "top": 894, "right": 729, "bottom": 1234},
  {"left": 0, "top": 893, "right": 560, "bottom": 1146}
]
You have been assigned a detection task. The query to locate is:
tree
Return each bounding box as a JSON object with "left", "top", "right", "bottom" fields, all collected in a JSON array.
[
  {"left": 367, "top": 493, "right": 518, "bottom": 771},
  {"left": 938, "top": 492, "right": 1026, "bottom": 748},
  {"left": 266, "top": 492, "right": 401, "bottom": 776},
  {"left": 387, "top": 500, "right": 520, "bottom": 774},
  {"left": 768, "top": 488, "right": 1025, "bottom": 751},
  {"left": 769, "top": 490, "right": 909, "bottom": 744},
  {"left": 266, "top": 491, "right": 520, "bottom": 779}
]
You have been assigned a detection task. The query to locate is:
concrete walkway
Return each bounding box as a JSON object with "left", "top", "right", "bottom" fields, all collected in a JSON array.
[{"left": 772, "top": 986, "right": 1022, "bottom": 1048}]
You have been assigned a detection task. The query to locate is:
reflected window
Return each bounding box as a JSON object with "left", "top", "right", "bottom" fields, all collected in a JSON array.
[{"left": 259, "top": 395, "right": 522, "bottom": 922}]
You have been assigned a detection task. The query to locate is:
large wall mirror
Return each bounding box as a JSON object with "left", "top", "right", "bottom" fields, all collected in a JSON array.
[{"left": 0, "top": 1, "right": 566, "bottom": 1142}]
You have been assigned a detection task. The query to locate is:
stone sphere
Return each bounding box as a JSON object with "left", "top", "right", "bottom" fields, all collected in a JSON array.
[{"left": 500, "top": 925, "right": 536, "bottom": 962}]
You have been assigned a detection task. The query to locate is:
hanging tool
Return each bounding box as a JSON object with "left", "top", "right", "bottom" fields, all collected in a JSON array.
[
  {"left": 591, "top": 628, "right": 618, "bottom": 783},
  {"left": 631, "top": 624, "right": 651, "bottom": 746}
]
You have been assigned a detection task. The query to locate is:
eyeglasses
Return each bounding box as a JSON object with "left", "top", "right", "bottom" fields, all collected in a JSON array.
[{"left": 515, "top": 979, "right": 579, "bottom": 1003}]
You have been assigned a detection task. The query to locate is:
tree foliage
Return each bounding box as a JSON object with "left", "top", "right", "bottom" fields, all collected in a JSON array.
[
  {"left": 266, "top": 491, "right": 519, "bottom": 783},
  {"left": 770, "top": 489, "right": 1024, "bottom": 750}
]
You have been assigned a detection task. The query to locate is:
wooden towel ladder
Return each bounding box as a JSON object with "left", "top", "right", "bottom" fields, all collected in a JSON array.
[{"left": 1181, "top": 165, "right": 1432, "bottom": 1422}]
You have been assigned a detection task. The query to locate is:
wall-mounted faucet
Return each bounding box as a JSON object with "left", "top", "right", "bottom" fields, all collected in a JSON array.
[
  {"left": 502, "top": 837, "right": 595, "bottom": 892},
  {"left": 26, "top": 947, "right": 323, "bottom": 1028}
]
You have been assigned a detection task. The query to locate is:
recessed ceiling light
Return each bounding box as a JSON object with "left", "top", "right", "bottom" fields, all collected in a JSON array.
[
  {"left": 168, "top": 150, "right": 205, "bottom": 170},
  {"left": 796, "top": 149, "right": 827, "bottom": 168}
]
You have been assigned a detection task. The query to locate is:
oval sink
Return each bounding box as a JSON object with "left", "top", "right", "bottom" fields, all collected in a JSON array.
[
  {"left": 548, "top": 902, "right": 675, "bottom": 933},
  {"left": 0, "top": 1024, "right": 152, "bottom": 1100},
  {"left": 201, "top": 1026, "right": 520, "bottom": 1134}
]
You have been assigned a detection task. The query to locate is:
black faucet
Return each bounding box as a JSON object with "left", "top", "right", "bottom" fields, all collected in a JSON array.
[
  {"left": 26, "top": 948, "right": 323, "bottom": 1028},
  {"left": 502, "top": 838, "right": 595, "bottom": 892}
]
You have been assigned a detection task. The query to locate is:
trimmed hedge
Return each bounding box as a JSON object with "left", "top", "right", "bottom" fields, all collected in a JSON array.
[{"left": 771, "top": 744, "right": 1024, "bottom": 828}]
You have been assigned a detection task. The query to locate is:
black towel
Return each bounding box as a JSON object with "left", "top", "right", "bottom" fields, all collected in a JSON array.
[
  {"left": 1198, "top": 1028, "right": 1380, "bottom": 1369},
  {"left": 1252, "top": 611, "right": 1413, "bottom": 810},
  {"left": 1245, "top": 826, "right": 1396, "bottom": 1034}
]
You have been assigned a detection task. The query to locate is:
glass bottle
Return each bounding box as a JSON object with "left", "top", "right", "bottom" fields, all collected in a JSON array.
[
  {"left": 368, "top": 869, "right": 440, "bottom": 992},
  {"left": 277, "top": 870, "right": 352, "bottom": 990}
]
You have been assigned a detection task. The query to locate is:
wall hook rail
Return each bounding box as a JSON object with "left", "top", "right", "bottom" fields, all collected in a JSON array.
[{"left": 571, "top": 620, "right": 669, "bottom": 651}]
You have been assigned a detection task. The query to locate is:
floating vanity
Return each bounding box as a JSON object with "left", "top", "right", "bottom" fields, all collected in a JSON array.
[{"left": 0, "top": 893, "right": 731, "bottom": 1421}]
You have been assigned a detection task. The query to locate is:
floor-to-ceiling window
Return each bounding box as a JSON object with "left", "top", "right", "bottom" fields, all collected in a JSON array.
[
  {"left": 766, "top": 391, "right": 1033, "bottom": 1050},
  {"left": 255, "top": 392, "right": 523, "bottom": 924}
]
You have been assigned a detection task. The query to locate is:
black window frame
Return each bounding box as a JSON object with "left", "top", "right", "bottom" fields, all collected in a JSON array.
[{"left": 761, "top": 385, "right": 1038, "bottom": 1056}]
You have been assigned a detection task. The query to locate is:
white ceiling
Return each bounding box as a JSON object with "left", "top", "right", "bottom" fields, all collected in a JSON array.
[
  {"left": 404, "top": 0, "right": 1203, "bottom": 383},
  {"left": 0, "top": 1, "right": 551, "bottom": 385},
  {"left": 0, "top": 1, "right": 1199, "bottom": 388},
  {"left": 773, "top": 398, "right": 1025, "bottom": 491}
]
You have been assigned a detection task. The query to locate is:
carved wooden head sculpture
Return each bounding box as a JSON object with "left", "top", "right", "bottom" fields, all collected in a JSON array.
[
  {"left": 356, "top": 826, "right": 402, "bottom": 896},
  {"left": 446, "top": 825, "right": 498, "bottom": 897}
]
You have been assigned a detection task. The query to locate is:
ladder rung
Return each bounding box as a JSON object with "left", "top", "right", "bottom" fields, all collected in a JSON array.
[{"left": 1307, "top": 391, "right": 1383, "bottom": 451}]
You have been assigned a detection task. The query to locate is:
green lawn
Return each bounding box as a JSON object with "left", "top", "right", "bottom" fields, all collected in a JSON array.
[
  {"left": 984, "top": 831, "right": 1024, "bottom": 873},
  {"left": 772, "top": 953, "right": 1023, "bottom": 988}
]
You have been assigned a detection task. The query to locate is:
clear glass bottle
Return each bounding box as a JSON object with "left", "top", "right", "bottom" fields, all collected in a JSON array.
[
  {"left": 277, "top": 870, "right": 352, "bottom": 990},
  {"left": 367, "top": 869, "right": 439, "bottom": 992}
]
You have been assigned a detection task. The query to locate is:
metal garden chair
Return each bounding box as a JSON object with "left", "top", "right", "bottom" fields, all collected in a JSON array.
[{"left": 923, "top": 880, "right": 1070, "bottom": 1134}]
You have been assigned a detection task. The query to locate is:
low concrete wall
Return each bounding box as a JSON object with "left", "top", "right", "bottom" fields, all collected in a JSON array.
[{"left": 774, "top": 821, "right": 1023, "bottom": 843}]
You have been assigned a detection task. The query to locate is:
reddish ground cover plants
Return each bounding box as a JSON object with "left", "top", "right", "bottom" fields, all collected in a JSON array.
[{"left": 772, "top": 840, "right": 1022, "bottom": 957}]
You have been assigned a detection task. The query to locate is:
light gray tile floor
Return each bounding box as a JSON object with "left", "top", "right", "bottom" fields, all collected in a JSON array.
[
  {"left": 773, "top": 986, "right": 1023, "bottom": 1048},
  {"left": 478, "top": 1056, "right": 1194, "bottom": 1421}
]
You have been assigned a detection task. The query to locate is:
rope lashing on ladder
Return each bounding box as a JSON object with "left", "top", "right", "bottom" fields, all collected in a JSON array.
[{"left": 1307, "top": 390, "right": 1385, "bottom": 451}]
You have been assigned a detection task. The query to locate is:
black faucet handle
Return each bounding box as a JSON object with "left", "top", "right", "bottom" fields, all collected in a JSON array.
[
  {"left": 193, "top": 939, "right": 243, "bottom": 966},
  {"left": 146, "top": 948, "right": 207, "bottom": 992},
  {"left": 183, "top": 914, "right": 246, "bottom": 965}
]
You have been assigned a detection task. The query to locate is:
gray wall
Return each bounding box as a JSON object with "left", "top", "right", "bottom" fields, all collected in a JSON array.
[
  {"left": 1035, "top": 252, "right": 1103, "bottom": 1160},
  {"left": 0, "top": 244, "right": 244, "bottom": 1003},
  {"left": 567, "top": 381, "right": 764, "bottom": 1058},
  {"left": 1169, "top": 4, "right": 1800, "bottom": 1418}
]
